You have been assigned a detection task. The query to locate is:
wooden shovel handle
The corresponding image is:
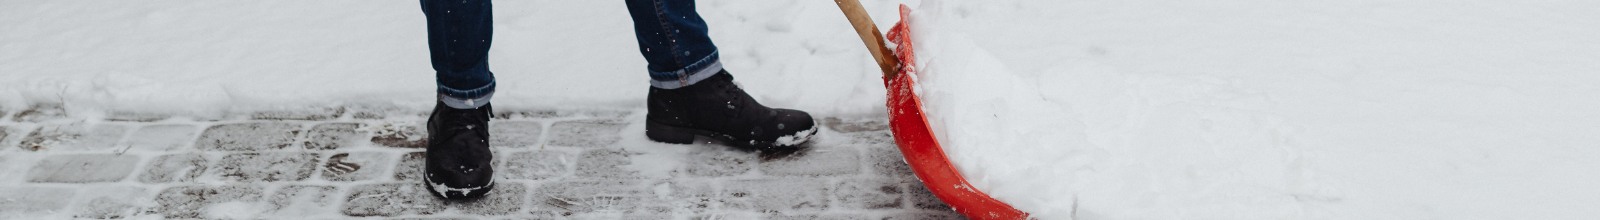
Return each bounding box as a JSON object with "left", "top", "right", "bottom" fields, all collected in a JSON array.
[{"left": 834, "top": 0, "right": 900, "bottom": 78}]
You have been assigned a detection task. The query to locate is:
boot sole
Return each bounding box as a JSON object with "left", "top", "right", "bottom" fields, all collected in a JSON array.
[
  {"left": 424, "top": 175, "right": 495, "bottom": 199},
  {"left": 646, "top": 120, "right": 817, "bottom": 149}
]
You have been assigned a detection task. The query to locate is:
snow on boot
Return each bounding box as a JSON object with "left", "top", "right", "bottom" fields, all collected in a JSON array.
[
  {"left": 424, "top": 101, "right": 495, "bottom": 199},
  {"left": 646, "top": 70, "right": 819, "bottom": 149}
]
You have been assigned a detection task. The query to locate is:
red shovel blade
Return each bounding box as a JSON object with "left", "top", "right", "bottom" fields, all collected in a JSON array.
[{"left": 883, "top": 4, "right": 1029, "bottom": 220}]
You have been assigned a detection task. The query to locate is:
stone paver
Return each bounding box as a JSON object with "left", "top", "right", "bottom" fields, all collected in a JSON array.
[
  {"left": 494, "top": 109, "right": 573, "bottom": 119},
  {"left": 154, "top": 184, "right": 265, "bottom": 219},
  {"left": 342, "top": 182, "right": 445, "bottom": 217},
  {"left": 529, "top": 179, "right": 662, "bottom": 216},
  {"left": 304, "top": 122, "right": 366, "bottom": 150},
  {"left": 883, "top": 211, "right": 963, "bottom": 220},
  {"left": 12, "top": 103, "right": 67, "bottom": 123},
  {"left": 138, "top": 153, "right": 209, "bottom": 183},
  {"left": 19, "top": 123, "right": 129, "bottom": 151},
  {"left": 660, "top": 179, "right": 719, "bottom": 214},
  {"left": 547, "top": 119, "right": 625, "bottom": 147},
  {"left": 869, "top": 144, "right": 916, "bottom": 180},
  {"left": 759, "top": 148, "right": 861, "bottom": 176},
  {"left": 196, "top": 122, "right": 303, "bottom": 151},
  {"left": 28, "top": 154, "right": 142, "bottom": 183},
  {"left": 344, "top": 104, "right": 419, "bottom": 120},
  {"left": 908, "top": 181, "right": 953, "bottom": 211},
  {"left": 0, "top": 186, "right": 76, "bottom": 216},
  {"left": 265, "top": 185, "right": 341, "bottom": 215},
  {"left": 321, "top": 151, "right": 392, "bottom": 182},
  {"left": 833, "top": 178, "right": 905, "bottom": 209},
  {"left": 371, "top": 121, "right": 427, "bottom": 149},
  {"left": 824, "top": 117, "right": 891, "bottom": 133},
  {"left": 490, "top": 121, "right": 543, "bottom": 148},
  {"left": 122, "top": 124, "right": 198, "bottom": 151},
  {"left": 499, "top": 150, "right": 573, "bottom": 180},
  {"left": 456, "top": 181, "right": 527, "bottom": 215},
  {"left": 393, "top": 151, "right": 426, "bottom": 181},
  {"left": 249, "top": 107, "right": 344, "bottom": 121},
  {"left": 105, "top": 111, "right": 171, "bottom": 122},
  {"left": 0, "top": 109, "right": 964, "bottom": 219},
  {"left": 72, "top": 186, "right": 152, "bottom": 219},
  {"left": 682, "top": 148, "right": 757, "bottom": 177},
  {"left": 575, "top": 149, "right": 644, "bottom": 179},
  {"left": 767, "top": 213, "right": 871, "bottom": 220},
  {"left": 724, "top": 178, "right": 832, "bottom": 213},
  {"left": 215, "top": 152, "right": 320, "bottom": 182}
]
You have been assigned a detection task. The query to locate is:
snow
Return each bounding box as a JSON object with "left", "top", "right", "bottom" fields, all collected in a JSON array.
[
  {"left": 0, "top": 0, "right": 909, "bottom": 117},
  {"left": 202, "top": 201, "right": 266, "bottom": 219},
  {"left": 910, "top": 0, "right": 1600, "bottom": 219},
  {"left": 5, "top": 0, "right": 1600, "bottom": 219},
  {"left": 774, "top": 125, "right": 821, "bottom": 147}
]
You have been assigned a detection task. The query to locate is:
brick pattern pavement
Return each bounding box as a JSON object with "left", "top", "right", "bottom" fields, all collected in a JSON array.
[{"left": 0, "top": 105, "right": 962, "bottom": 219}]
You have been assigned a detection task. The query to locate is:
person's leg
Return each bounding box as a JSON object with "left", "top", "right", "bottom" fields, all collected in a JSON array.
[
  {"left": 425, "top": 0, "right": 496, "bottom": 107},
  {"left": 626, "top": 0, "right": 818, "bottom": 149},
  {"left": 624, "top": 0, "right": 722, "bottom": 88},
  {"left": 420, "top": 0, "right": 495, "bottom": 199}
]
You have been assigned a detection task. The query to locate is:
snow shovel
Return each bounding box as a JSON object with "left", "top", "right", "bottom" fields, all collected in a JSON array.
[{"left": 832, "top": 1, "right": 1028, "bottom": 219}]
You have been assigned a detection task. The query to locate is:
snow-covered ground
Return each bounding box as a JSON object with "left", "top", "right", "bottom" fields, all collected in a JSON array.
[
  {"left": 0, "top": 106, "right": 954, "bottom": 219},
  {"left": 6, "top": 0, "right": 1600, "bottom": 219}
]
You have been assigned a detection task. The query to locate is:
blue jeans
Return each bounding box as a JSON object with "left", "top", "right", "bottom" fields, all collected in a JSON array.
[{"left": 422, "top": 0, "right": 722, "bottom": 108}]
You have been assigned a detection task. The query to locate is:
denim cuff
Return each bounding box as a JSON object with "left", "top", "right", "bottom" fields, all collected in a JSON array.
[
  {"left": 438, "top": 79, "right": 496, "bottom": 100},
  {"left": 648, "top": 51, "right": 723, "bottom": 89},
  {"left": 439, "top": 92, "right": 493, "bottom": 109}
]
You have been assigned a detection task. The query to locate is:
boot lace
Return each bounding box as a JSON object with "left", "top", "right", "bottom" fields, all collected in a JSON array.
[{"left": 720, "top": 82, "right": 748, "bottom": 121}]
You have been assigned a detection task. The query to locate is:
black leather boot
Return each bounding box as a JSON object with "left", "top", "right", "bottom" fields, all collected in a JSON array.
[
  {"left": 424, "top": 101, "right": 495, "bottom": 199},
  {"left": 646, "top": 70, "right": 818, "bottom": 149}
]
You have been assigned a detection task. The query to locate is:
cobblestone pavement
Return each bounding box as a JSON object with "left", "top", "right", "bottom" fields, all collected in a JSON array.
[{"left": 0, "top": 104, "right": 962, "bottom": 219}]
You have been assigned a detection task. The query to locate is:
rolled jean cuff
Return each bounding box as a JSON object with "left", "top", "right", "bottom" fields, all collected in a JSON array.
[
  {"left": 438, "top": 79, "right": 495, "bottom": 99},
  {"left": 439, "top": 92, "right": 493, "bottom": 109},
  {"left": 648, "top": 51, "right": 722, "bottom": 89},
  {"left": 438, "top": 80, "right": 495, "bottom": 109}
]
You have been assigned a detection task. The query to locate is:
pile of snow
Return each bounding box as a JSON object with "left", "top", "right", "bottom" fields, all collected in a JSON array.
[
  {"left": 912, "top": 0, "right": 1600, "bottom": 219},
  {"left": 910, "top": 2, "right": 1094, "bottom": 218}
]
